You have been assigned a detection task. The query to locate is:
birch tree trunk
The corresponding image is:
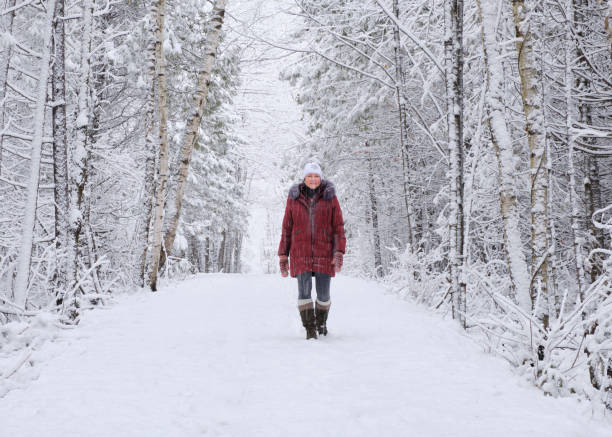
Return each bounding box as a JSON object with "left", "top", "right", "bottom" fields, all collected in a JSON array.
[
  {"left": 162, "top": 0, "right": 226, "bottom": 263},
  {"left": 565, "top": 0, "right": 587, "bottom": 301},
  {"left": 52, "top": 0, "right": 71, "bottom": 298},
  {"left": 137, "top": 142, "right": 157, "bottom": 287},
  {"left": 476, "top": 0, "right": 531, "bottom": 312},
  {"left": 135, "top": 1, "right": 159, "bottom": 288},
  {"left": 14, "top": 0, "right": 57, "bottom": 308},
  {"left": 391, "top": 0, "right": 414, "bottom": 253},
  {"left": 147, "top": 0, "right": 170, "bottom": 292},
  {"left": 511, "top": 0, "right": 550, "bottom": 330},
  {"left": 444, "top": 0, "right": 465, "bottom": 327}
]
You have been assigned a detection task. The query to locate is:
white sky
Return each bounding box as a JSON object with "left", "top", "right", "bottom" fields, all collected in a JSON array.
[{"left": 227, "top": 0, "right": 307, "bottom": 273}]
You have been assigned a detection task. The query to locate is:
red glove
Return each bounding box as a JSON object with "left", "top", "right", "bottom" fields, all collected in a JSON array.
[
  {"left": 279, "top": 255, "right": 289, "bottom": 277},
  {"left": 331, "top": 252, "right": 343, "bottom": 273}
]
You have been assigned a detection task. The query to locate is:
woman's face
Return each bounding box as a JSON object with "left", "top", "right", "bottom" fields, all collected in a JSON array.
[{"left": 304, "top": 173, "right": 321, "bottom": 189}]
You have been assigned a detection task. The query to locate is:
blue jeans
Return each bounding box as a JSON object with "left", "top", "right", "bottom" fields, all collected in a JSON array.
[{"left": 297, "top": 272, "right": 331, "bottom": 302}]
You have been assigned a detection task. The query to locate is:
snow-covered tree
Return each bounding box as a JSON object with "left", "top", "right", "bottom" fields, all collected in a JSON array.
[{"left": 284, "top": 0, "right": 612, "bottom": 407}]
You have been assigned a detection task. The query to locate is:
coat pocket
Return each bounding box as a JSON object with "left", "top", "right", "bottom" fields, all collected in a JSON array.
[{"left": 322, "top": 229, "right": 333, "bottom": 242}]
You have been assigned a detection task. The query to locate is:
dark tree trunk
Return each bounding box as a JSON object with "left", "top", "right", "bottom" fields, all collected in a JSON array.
[
  {"left": 366, "top": 143, "right": 383, "bottom": 278},
  {"left": 52, "top": 0, "right": 70, "bottom": 298},
  {"left": 233, "top": 233, "right": 242, "bottom": 273},
  {"left": 218, "top": 231, "right": 226, "bottom": 272},
  {"left": 204, "top": 237, "right": 210, "bottom": 273},
  {"left": 0, "top": 0, "right": 16, "bottom": 176}
]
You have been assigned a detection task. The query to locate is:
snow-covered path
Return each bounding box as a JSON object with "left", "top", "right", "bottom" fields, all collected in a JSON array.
[{"left": 1, "top": 274, "right": 609, "bottom": 436}]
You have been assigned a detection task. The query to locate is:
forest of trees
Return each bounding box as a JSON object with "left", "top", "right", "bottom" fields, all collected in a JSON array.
[
  {"left": 281, "top": 0, "right": 612, "bottom": 407},
  {"left": 1, "top": 0, "right": 611, "bottom": 410},
  {"left": 0, "top": 0, "right": 247, "bottom": 322}
]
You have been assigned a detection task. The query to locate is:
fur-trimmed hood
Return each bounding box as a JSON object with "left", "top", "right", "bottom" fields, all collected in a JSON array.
[{"left": 288, "top": 180, "right": 336, "bottom": 201}]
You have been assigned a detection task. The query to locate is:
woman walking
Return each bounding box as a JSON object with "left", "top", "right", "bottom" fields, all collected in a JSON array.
[{"left": 278, "top": 162, "right": 346, "bottom": 339}]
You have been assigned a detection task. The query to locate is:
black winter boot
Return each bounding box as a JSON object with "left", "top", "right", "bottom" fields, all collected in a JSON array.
[
  {"left": 299, "top": 308, "right": 317, "bottom": 339},
  {"left": 315, "top": 302, "right": 330, "bottom": 336}
]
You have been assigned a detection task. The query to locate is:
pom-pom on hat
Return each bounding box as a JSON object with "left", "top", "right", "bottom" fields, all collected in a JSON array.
[{"left": 303, "top": 162, "right": 322, "bottom": 179}]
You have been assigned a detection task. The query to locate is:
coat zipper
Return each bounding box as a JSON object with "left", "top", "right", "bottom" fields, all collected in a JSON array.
[{"left": 309, "top": 197, "right": 314, "bottom": 268}]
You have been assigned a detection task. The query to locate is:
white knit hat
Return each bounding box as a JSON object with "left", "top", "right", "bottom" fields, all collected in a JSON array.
[{"left": 303, "top": 162, "right": 322, "bottom": 179}]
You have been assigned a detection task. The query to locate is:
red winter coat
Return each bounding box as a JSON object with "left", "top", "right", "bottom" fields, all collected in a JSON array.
[{"left": 278, "top": 180, "right": 346, "bottom": 277}]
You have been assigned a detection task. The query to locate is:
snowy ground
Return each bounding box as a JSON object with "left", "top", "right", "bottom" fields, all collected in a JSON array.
[{"left": 1, "top": 274, "right": 610, "bottom": 436}]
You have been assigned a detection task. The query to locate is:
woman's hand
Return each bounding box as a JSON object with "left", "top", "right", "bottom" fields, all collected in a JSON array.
[
  {"left": 331, "top": 252, "right": 343, "bottom": 273},
  {"left": 279, "top": 255, "right": 289, "bottom": 277}
]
